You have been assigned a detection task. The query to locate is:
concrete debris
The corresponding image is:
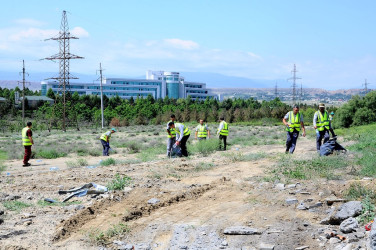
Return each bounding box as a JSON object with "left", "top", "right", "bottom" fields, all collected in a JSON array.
[
  {"left": 223, "top": 226, "right": 261, "bottom": 235},
  {"left": 369, "top": 220, "right": 376, "bottom": 249},
  {"left": 285, "top": 198, "right": 299, "bottom": 205},
  {"left": 259, "top": 243, "right": 275, "bottom": 250},
  {"left": 275, "top": 183, "right": 285, "bottom": 190},
  {"left": 330, "top": 201, "right": 362, "bottom": 224},
  {"left": 340, "top": 217, "right": 359, "bottom": 233},
  {"left": 325, "top": 196, "right": 347, "bottom": 206},
  {"left": 295, "top": 246, "right": 309, "bottom": 250},
  {"left": 147, "top": 198, "right": 160, "bottom": 205}
]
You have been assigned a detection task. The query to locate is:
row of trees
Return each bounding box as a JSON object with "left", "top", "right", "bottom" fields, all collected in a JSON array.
[{"left": 0, "top": 86, "right": 346, "bottom": 130}]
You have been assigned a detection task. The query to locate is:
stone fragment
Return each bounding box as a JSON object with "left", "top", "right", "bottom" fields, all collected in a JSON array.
[
  {"left": 369, "top": 220, "right": 376, "bottom": 249},
  {"left": 286, "top": 198, "right": 299, "bottom": 205},
  {"left": 0, "top": 210, "right": 4, "bottom": 215},
  {"left": 241, "top": 247, "right": 256, "bottom": 250},
  {"left": 341, "top": 244, "right": 353, "bottom": 250},
  {"left": 147, "top": 198, "right": 160, "bottom": 205},
  {"left": 340, "top": 217, "right": 359, "bottom": 233},
  {"left": 221, "top": 240, "right": 228, "bottom": 246},
  {"left": 308, "top": 202, "right": 323, "bottom": 209},
  {"left": 325, "top": 196, "right": 347, "bottom": 206},
  {"left": 0, "top": 218, "right": 4, "bottom": 225},
  {"left": 297, "top": 203, "right": 308, "bottom": 210},
  {"left": 275, "top": 183, "right": 285, "bottom": 190},
  {"left": 329, "top": 237, "right": 341, "bottom": 244},
  {"left": 295, "top": 246, "right": 309, "bottom": 250},
  {"left": 223, "top": 226, "right": 261, "bottom": 235},
  {"left": 330, "top": 201, "right": 362, "bottom": 224},
  {"left": 286, "top": 184, "right": 297, "bottom": 189},
  {"left": 259, "top": 243, "right": 275, "bottom": 250}
]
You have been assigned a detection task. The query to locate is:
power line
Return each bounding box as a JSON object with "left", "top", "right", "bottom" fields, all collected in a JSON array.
[
  {"left": 287, "top": 64, "right": 302, "bottom": 105},
  {"left": 43, "top": 10, "right": 84, "bottom": 131}
]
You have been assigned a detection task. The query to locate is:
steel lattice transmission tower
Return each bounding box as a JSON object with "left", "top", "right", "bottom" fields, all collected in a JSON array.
[
  {"left": 363, "top": 79, "right": 371, "bottom": 95},
  {"left": 44, "top": 10, "right": 84, "bottom": 131},
  {"left": 287, "top": 64, "right": 302, "bottom": 105}
]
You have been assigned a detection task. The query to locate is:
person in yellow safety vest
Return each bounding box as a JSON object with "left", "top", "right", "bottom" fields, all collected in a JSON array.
[
  {"left": 166, "top": 114, "right": 177, "bottom": 157},
  {"left": 100, "top": 128, "right": 116, "bottom": 156},
  {"left": 313, "top": 103, "right": 331, "bottom": 152},
  {"left": 168, "top": 122, "right": 190, "bottom": 157},
  {"left": 217, "top": 117, "right": 228, "bottom": 151},
  {"left": 282, "top": 104, "right": 306, "bottom": 154},
  {"left": 195, "top": 119, "right": 210, "bottom": 141},
  {"left": 22, "top": 122, "right": 34, "bottom": 167}
]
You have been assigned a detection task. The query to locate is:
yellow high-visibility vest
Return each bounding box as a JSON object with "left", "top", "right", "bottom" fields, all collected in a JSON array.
[
  {"left": 175, "top": 123, "right": 190, "bottom": 136},
  {"left": 22, "top": 127, "right": 32, "bottom": 146},
  {"left": 197, "top": 124, "right": 208, "bottom": 138},
  {"left": 218, "top": 121, "right": 229, "bottom": 136},
  {"left": 286, "top": 111, "right": 301, "bottom": 132},
  {"left": 316, "top": 111, "right": 330, "bottom": 131},
  {"left": 100, "top": 131, "right": 111, "bottom": 142}
]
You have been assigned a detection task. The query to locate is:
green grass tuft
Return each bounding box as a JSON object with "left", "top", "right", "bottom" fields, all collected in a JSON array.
[{"left": 106, "top": 174, "right": 132, "bottom": 190}]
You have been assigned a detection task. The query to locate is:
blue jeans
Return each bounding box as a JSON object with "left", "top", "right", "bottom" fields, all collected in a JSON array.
[
  {"left": 167, "top": 137, "right": 176, "bottom": 157},
  {"left": 286, "top": 131, "right": 299, "bottom": 154},
  {"left": 101, "top": 139, "right": 110, "bottom": 156},
  {"left": 316, "top": 130, "right": 330, "bottom": 150}
]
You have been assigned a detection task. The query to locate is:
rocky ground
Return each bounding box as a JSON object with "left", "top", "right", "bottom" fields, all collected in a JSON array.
[{"left": 0, "top": 128, "right": 374, "bottom": 250}]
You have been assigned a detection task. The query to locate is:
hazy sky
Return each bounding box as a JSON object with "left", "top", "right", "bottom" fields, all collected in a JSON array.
[{"left": 1, "top": 0, "right": 376, "bottom": 89}]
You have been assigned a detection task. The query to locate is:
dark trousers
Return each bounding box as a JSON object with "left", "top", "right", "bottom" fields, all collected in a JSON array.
[
  {"left": 180, "top": 135, "right": 190, "bottom": 157},
  {"left": 167, "top": 137, "right": 176, "bottom": 157},
  {"left": 100, "top": 139, "right": 110, "bottom": 156},
  {"left": 24, "top": 146, "right": 32, "bottom": 164},
  {"left": 286, "top": 131, "right": 299, "bottom": 154},
  {"left": 329, "top": 128, "right": 336, "bottom": 137},
  {"left": 316, "top": 130, "right": 330, "bottom": 150},
  {"left": 218, "top": 135, "right": 227, "bottom": 150}
]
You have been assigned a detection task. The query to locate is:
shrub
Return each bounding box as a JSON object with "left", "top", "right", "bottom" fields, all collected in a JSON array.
[
  {"left": 37, "top": 149, "right": 67, "bottom": 159},
  {"left": 188, "top": 139, "right": 218, "bottom": 156},
  {"left": 106, "top": 174, "right": 132, "bottom": 190},
  {"left": 100, "top": 158, "right": 116, "bottom": 166}
]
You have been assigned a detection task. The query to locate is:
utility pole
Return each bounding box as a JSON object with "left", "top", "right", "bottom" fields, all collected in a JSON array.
[
  {"left": 300, "top": 83, "right": 303, "bottom": 103},
  {"left": 43, "top": 10, "right": 84, "bottom": 131},
  {"left": 18, "top": 60, "right": 29, "bottom": 124},
  {"left": 96, "top": 63, "right": 105, "bottom": 128},
  {"left": 287, "top": 64, "right": 302, "bottom": 105}
]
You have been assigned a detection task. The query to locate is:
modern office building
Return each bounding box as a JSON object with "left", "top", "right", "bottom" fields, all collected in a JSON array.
[{"left": 41, "top": 70, "right": 216, "bottom": 100}]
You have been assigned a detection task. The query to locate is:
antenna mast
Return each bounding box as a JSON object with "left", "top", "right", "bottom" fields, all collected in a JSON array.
[
  {"left": 43, "top": 10, "right": 84, "bottom": 131},
  {"left": 287, "top": 64, "right": 302, "bottom": 105}
]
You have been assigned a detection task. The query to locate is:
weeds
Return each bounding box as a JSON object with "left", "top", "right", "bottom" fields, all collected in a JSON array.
[
  {"left": 358, "top": 196, "right": 376, "bottom": 225},
  {"left": 100, "top": 158, "right": 116, "bottom": 166},
  {"left": 88, "top": 223, "right": 130, "bottom": 245},
  {"left": 266, "top": 154, "right": 349, "bottom": 181},
  {"left": 106, "top": 174, "right": 132, "bottom": 190},
  {"left": 194, "top": 162, "right": 215, "bottom": 171},
  {"left": 37, "top": 200, "right": 82, "bottom": 207},
  {"left": 225, "top": 152, "right": 267, "bottom": 162},
  {"left": 2, "top": 201, "right": 32, "bottom": 211},
  {"left": 188, "top": 139, "right": 218, "bottom": 156},
  {"left": 37, "top": 149, "right": 67, "bottom": 159},
  {"left": 344, "top": 183, "right": 376, "bottom": 201},
  {"left": 66, "top": 158, "right": 88, "bottom": 168}
]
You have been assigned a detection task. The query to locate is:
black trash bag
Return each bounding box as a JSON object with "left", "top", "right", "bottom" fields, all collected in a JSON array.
[
  {"left": 171, "top": 144, "right": 182, "bottom": 157},
  {"left": 320, "top": 138, "right": 347, "bottom": 156}
]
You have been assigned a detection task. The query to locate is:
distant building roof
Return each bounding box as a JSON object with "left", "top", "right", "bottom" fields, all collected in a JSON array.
[{"left": 20, "top": 96, "right": 54, "bottom": 101}]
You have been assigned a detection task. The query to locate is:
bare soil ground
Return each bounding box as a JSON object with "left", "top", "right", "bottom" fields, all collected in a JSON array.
[{"left": 0, "top": 127, "right": 368, "bottom": 250}]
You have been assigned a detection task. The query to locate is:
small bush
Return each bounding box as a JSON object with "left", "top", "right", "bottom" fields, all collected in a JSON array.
[
  {"left": 66, "top": 158, "right": 88, "bottom": 168},
  {"left": 88, "top": 223, "right": 130, "bottom": 245},
  {"left": 36, "top": 149, "right": 67, "bottom": 159},
  {"left": 344, "top": 183, "right": 376, "bottom": 200},
  {"left": 194, "top": 162, "right": 215, "bottom": 171},
  {"left": 100, "top": 158, "right": 116, "bottom": 166},
  {"left": 3, "top": 201, "right": 32, "bottom": 211},
  {"left": 107, "top": 174, "right": 132, "bottom": 190},
  {"left": 189, "top": 139, "right": 218, "bottom": 156}
]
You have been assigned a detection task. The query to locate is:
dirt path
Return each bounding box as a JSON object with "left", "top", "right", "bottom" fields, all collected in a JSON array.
[{"left": 0, "top": 134, "right": 360, "bottom": 249}]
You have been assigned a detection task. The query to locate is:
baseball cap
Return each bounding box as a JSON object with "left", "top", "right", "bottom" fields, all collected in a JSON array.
[
  {"left": 319, "top": 103, "right": 325, "bottom": 108},
  {"left": 111, "top": 128, "right": 117, "bottom": 132}
]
